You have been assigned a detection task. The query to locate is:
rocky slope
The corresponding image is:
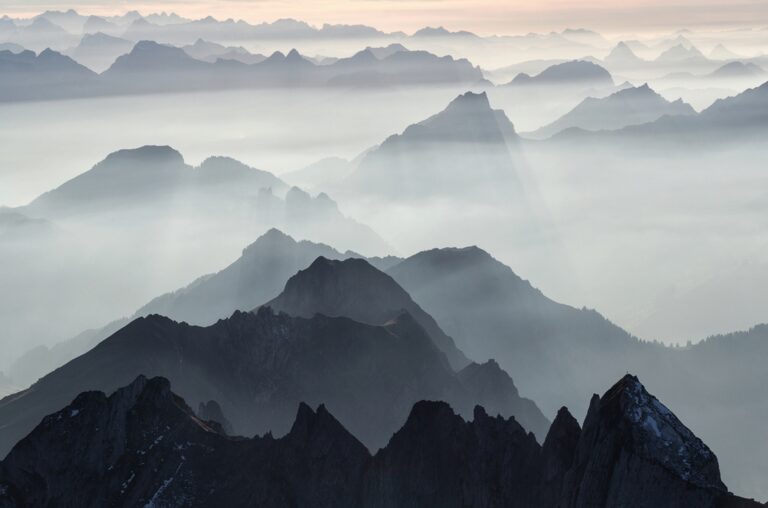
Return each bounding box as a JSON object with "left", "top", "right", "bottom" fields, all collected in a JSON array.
[{"left": 0, "top": 375, "right": 759, "bottom": 507}]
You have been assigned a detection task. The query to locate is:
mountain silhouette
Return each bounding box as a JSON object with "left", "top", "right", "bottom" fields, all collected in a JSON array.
[
  {"left": 656, "top": 43, "right": 708, "bottom": 64},
  {"left": 7, "top": 229, "right": 389, "bottom": 386},
  {"left": 1, "top": 40, "right": 484, "bottom": 101},
  {"left": 527, "top": 84, "right": 695, "bottom": 139},
  {"left": 385, "top": 244, "right": 768, "bottom": 499},
  {"left": 0, "top": 305, "right": 548, "bottom": 458},
  {"left": 709, "top": 61, "right": 765, "bottom": 78},
  {"left": 507, "top": 60, "right": 614, "bottom": 89},
  {"left": 262, "top": 256, "right": 469, "bottom": 369},
  {"left": 348, "top": 91, "right": 522, "bottom": 198},
  {"left": 22, "top": 145, "right": 387, "bottom": 254},
  {"left": 0, "top": 48, "right": 97, "bottom": 100},
  {"left": 0, "top": 374, "right": 759, "bottom": 507},
  {"left": 604, "top": 41, "right": 647, "bottom": 68},
  {"left": 66, "top": 32, "right": 133, "bottom": 71}
]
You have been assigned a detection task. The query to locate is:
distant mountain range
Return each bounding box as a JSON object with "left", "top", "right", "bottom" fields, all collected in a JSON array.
[
  {"left": 64, "top": 32, "right": 134, "bottom": 72},
  {"left": 525, "top": 84, "right": 696, "bottom": 139},
  {"left": 550, "top": 79, "right": 768, "bottom": 143},
  {"left": 0, "top": 374, "right": 760, "bottom": 507},
  {"left": 0, "top": 48, "right": 97, "bottom": 100},
  {"left": 0, "top": 41, "right": 484, "bottom": 100},
  {"left": 20, "top": 145, "right": 387, "bottom": 254}
]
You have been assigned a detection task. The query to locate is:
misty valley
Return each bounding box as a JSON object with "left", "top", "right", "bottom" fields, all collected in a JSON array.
[{"left": 1, "top": 5, "right": 768, "bottom": 508}]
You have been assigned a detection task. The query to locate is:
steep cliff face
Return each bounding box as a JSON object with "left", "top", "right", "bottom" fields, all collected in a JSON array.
[
  {"left": 562, "top": 375, "right": 732, "bottom": 508},
  {"left": 0, "top": 375, "right": 761, "bottom": 508}
]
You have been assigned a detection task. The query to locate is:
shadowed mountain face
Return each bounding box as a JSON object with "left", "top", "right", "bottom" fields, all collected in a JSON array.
[
  {"left": 386, "top": 246, "right": 645, "bottom": 411},
  {"left": 263, "top": 256, "right": 469, "bottom": 370},
  {"left": 348, "top": 91, "right": 523, "bottom": 199},
  {"left": 385, "top": 245, "right": 768, "bottom": 499},
  {"left": 0, "top": 375, "right": 759, "bottom": 508},
  {"left": 7, "top": 230, "right": 396, "bottom": 388},
  {"left": 0, "top": 376, "right": 371, "bottom": 508},
  {"left": 0, "top": 303, "right": 549, "bottom": 458},
  {"left": 526, "top": 84, "right": 696, "bottom": 139}
]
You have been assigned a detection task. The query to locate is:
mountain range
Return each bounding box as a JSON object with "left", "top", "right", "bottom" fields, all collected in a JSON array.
[
  {"left": 19, "top": 145, "right": 387, "bottom": 254},
  {"left": 383, "top": 244, "right": 768, "bottom": 498},
  {"left": 65, "top": 31, "right": 134, "bottom": 72},
  {"left": 7, "top": 223, "right": 768, "bottom": 497},
  {"left": 549, "top": 79, "right": 768, "bottom": 144},
  {"left": 0, "top": 253, "right": 550, "bottom": 458},
  {"left": 0, "top": 374, "right": 760, "bottom": 507},
  {"left": 525, "top": 84, "right": 696, "bottom": 139},
  {"left": 0, "top": 41, "right": 484, "bottom": 101},
  {"left": 7, "top": 229, "right": 393, "bottom": 387}
]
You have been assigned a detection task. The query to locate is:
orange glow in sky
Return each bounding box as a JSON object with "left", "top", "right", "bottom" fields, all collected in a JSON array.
[{"left": 2, "top": 0, "right": 767, "bottom": 34}]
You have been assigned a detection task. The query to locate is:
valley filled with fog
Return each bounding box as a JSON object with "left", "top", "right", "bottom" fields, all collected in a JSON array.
[
  {"left": 2, "top": 83, "right": 766, "bottom": 349},
  {"left": 1, "top": 7, "right": 768, "bottom": 505}
]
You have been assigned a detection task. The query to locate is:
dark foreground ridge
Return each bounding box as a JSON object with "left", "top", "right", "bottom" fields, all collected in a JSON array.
[
  {"left": 0, "top": 303, "right": 549, "bottom": 458},
  {"left": 0, "top": 374, "right": 760, "bottom": 508}
]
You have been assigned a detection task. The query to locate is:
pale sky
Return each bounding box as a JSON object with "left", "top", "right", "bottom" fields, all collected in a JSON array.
[{"left": 2, "top": 0, "right": 767, "bottom": 35}]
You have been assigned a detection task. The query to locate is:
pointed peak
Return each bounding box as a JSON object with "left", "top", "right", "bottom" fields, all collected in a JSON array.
[
  {"left": 404, "top": 400, "right": 458, "bottom": 427},
  {"left": 598, "top": 374, "right": 724, "bottom": 490},
  {"left": 445, "top": 90, "right": 491, "bottom": 111},
  {"left": 259, "top": 227, "right": 293, "bottom": 241},
  {"left": 288, "top": 401, "right": 354, "bottom": 442},
  {"left": 549, "top": 406, "right": 580, "bottom": 434}
]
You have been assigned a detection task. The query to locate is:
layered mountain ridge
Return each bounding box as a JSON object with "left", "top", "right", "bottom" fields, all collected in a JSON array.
[
  {"left": 0, "top": 374, "right": 759, "bottom": 507},
  {"left": 0, "top": 255, "right": 550, "bottom": 457}
]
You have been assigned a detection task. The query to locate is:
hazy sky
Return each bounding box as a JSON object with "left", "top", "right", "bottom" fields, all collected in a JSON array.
[{"left": 3, "top": 0, "right": 768, "bottom": 34}]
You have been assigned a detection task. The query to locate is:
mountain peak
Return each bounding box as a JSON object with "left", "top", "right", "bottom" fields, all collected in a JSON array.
[
  {"left": 444, "top": 90, "right": 491, "bottom": 112},
  {"left": 102, "top": 145, "right": 184, "bottom": 166},
  {"left": 413, "top": 91, "right": 517, "bottom": 142},
  {"left": 264, "top": 255, "right": 469, "bottom": 369},
  {"left": 596, "top": 374, "right": 725, "bottom": 490}
]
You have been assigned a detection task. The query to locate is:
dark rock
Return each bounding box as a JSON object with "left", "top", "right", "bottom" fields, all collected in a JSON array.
[
  {"left": 2, "top": 374, "right": 758, "bottom": 508},
  {"left": 197, "top": 400, "right": 233, "bottom": 435}
]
